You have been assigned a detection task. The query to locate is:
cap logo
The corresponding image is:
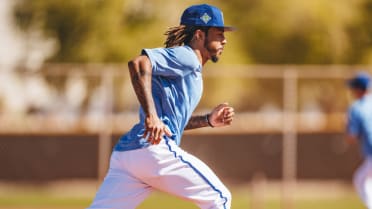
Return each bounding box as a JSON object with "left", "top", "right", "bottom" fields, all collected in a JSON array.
[{"left": 200, "top": 13, "right": 211, "bottom": 24}]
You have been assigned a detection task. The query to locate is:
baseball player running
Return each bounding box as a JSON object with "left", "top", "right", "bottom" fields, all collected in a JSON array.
[
  {"left": 88, "top": 4, "right": 235, "bottom": 209},
  {"left": 346, "top": 71, "right": 372, "bottom": 209}
]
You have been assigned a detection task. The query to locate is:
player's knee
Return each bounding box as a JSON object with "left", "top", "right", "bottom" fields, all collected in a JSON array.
[
  {"left": 223, "top": 188, "right": 232, "bottom": 208},
  {"left": 214, "top": 186, "right": 232, "bottom": 209},
  {"left": 200, "top": 187, "right": 231, "bottom": 209}
]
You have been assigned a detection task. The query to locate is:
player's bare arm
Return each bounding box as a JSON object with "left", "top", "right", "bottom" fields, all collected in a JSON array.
[
  {"left": 185, "top": 103, "right": 235, "bottom": 130},
  {"left": 184, "top": 115, "right": 210, "bottom": 130},
  {"left": 128, "top": 55, "right": 171, "bottom": 144}
]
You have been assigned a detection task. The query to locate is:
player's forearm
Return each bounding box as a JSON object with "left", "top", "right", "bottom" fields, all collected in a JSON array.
[
  {"left": 184, "top": 114, "right": 212, "bottom": 130},
  {"left": 128, "top": 57, "right": 157, "bottom": 116}
]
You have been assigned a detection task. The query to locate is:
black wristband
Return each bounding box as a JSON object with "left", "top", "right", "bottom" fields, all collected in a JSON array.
[{"left": 206, "top": 114, "right": 214, "bottom": 128}]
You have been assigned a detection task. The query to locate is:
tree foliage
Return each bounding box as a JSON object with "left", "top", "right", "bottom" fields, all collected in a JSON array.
[
  {"left": 13, "top": 0, "right": 159, "bottom": 63},
  {"left": 13, "top": 0, "right": 372, "bottom": 64},
  {"left": 222, "top": 0, "right": 372, "bottom": 64}
]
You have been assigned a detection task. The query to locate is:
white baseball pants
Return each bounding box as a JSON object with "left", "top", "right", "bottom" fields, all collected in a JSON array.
[
  {"left": 88, "top": 139, "right": 231, "bottom": 209},
  {"left": 353, "top": 157, "right": 372, "bottom": 209}
]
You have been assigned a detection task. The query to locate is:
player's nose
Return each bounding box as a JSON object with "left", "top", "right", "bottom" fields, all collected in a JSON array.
[{"left": 222, "top": 36, "right": 227, "bottom": 45}]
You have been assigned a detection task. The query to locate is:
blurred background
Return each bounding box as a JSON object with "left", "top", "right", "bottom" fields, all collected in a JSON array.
[{"left": 1, "top": 0, "right": 372, "bottom": 208}]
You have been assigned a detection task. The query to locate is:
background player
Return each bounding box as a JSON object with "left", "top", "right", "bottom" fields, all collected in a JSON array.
[
  {"left": 346, "top": 71, "right": 372, "bottom": 209},
  {"left": 88, "top": 4, "right": 235, "bottom": 209}
]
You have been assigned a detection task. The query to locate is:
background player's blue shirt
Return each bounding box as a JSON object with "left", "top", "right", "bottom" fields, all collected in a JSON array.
[
  {"left": 347, "top": 94, "right": 372, "bottom": 156},
  {"left": 114, "top": 45, "right": 203, "bottom": 151}
]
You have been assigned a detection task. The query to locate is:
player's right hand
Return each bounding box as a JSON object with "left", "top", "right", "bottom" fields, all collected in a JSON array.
[{"left": 143, "top": 114, "right": 172, "bottom": 145}]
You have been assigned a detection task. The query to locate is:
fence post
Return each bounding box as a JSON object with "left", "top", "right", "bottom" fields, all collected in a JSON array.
[
  {"left": 281, "top": 68, "right": 298, "bottom": 209},
  {"left": 98, "top": 70, "right": 114, "bottom": 180}
]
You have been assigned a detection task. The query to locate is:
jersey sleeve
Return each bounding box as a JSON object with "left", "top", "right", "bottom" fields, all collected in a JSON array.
[
  {"left": 347, "top": 105, "right": 361, "bottom": 137},
  {"left": 141, "top": 47, "right": 201, "bottom": 77}
]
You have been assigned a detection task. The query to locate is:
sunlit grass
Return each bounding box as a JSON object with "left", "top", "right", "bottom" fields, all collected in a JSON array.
[{"left": 0, "top": 183, "right": 365, "bottom": 209}]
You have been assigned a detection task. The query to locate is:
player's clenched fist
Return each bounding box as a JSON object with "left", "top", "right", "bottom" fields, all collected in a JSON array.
[
  {"left": 143, "top": 114, "right": 172, "bottom": 145},
  {"left": 208, "top": 102, "right": 234, "bottom": 127}
]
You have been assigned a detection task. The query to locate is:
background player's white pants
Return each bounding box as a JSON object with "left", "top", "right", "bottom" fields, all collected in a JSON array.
[
  {"left": 353, "top": 157, "right": 372, "bottom": 209},
  {"left": 88, "top": 139, "right": 231, "bottom": 209}
]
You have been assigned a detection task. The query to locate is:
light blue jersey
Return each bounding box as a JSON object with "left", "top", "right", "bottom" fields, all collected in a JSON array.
[
  {"left": 114, "top": 45, "right": 203, "bottom": 151},
  {"left": 347, "top": 94, "right": 372, "bottom": 156}
]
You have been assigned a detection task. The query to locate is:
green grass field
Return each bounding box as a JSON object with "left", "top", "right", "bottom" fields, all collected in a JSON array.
[{"left": 0, "top": 181, "right": 365, "bottom": 209}]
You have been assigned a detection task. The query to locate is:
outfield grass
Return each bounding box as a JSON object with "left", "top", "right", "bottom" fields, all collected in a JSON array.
[{"left": 0, "top": 181, "right": 366, "bottom": 209}]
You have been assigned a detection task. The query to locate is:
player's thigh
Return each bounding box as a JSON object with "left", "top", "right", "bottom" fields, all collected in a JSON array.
[
  {"left": 148, "top": 140, "right": 231, "bottom": 209},
  {"left": 89, "top": 154, "right": 153, "bottom": 209}
]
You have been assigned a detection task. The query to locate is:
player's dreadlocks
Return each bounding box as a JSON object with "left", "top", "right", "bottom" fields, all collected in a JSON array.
[{"left": 164, "top": 25, "right": 209, "bottom": 48}]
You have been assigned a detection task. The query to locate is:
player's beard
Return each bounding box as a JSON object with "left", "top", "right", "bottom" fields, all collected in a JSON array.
[
  {"left": 204, "top": 39, "right": 219, "bottom": 63},
  {"left": 211, "top": 55, "right": 219, "bottom": 63}
]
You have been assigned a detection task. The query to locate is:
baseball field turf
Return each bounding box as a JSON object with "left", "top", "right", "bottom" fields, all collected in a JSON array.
[{"left": 0, "top": 180, "right": 365, "bottom": 209}]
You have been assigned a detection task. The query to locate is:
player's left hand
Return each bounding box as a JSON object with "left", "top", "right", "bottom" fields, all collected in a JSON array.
[{"left": 208, "top": 102, "right": 234, "bottom": 127}]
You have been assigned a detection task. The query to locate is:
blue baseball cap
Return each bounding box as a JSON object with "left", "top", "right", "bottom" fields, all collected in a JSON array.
[
  {"left": 180, "top": 4, "right": 236, "bottom": 31},
  {"left": 348, "top": 71, "right": 371, "bottom": 90}
]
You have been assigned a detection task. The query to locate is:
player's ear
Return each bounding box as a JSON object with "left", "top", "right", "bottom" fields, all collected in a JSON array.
[{"left": 194, "top": 29, "right": 205, "bottom": 41}]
